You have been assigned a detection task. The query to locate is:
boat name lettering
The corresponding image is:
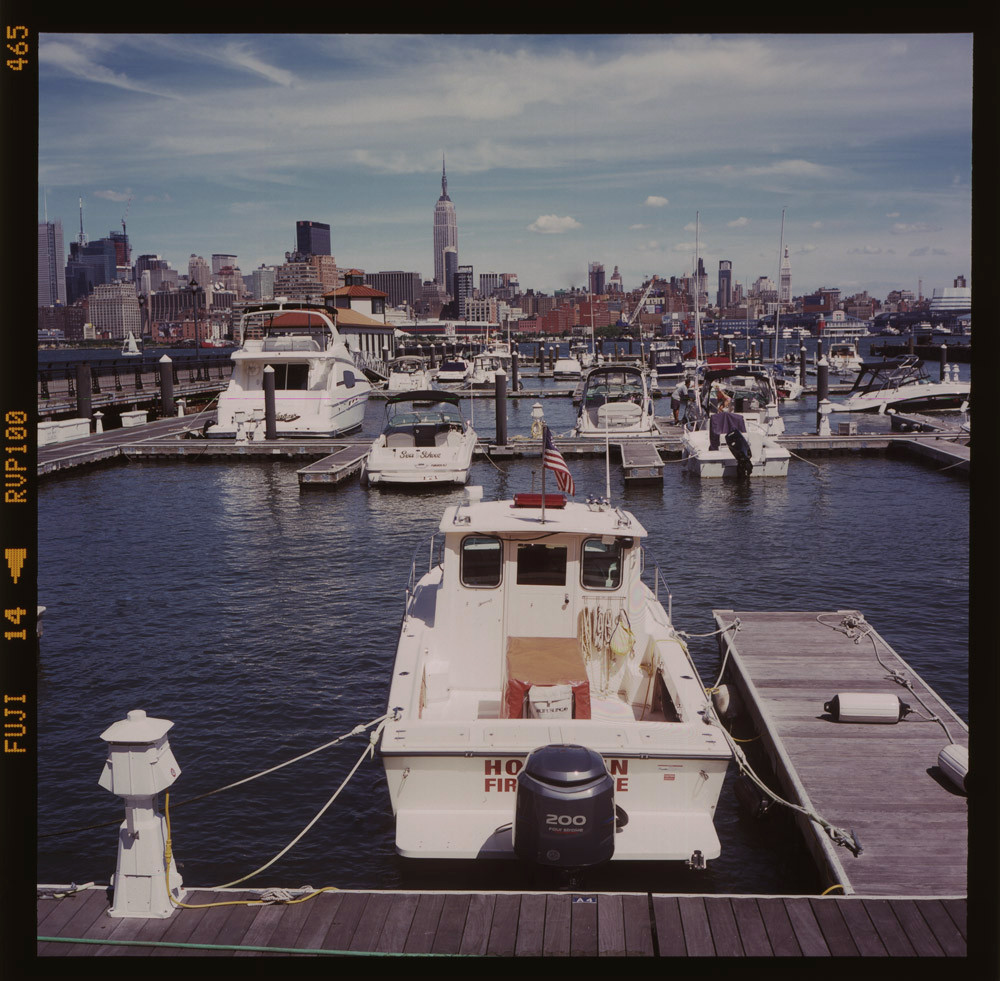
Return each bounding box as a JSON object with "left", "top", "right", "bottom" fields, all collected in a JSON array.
[
  {"left": 483, "top": 757, "right": 629, "bottom": 792},
  {"left": 398, "top": 450, "right": 442, "bottom": 459}
]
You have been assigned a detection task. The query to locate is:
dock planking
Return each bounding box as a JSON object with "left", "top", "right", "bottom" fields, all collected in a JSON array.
[
  {"left": 34, "top": 886, "right": 966, "bottom": 957},
  {"left": 712, "top": 609, "right": 968, "bottom": 898}
]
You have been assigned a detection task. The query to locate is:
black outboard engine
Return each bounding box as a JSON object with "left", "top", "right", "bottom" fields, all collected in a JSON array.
[
  {"left": 513, "top": 744, "right": 616, "bottom": 869},
  {"left": 725, "top": 428, "right": 754, "bottom": 479}
]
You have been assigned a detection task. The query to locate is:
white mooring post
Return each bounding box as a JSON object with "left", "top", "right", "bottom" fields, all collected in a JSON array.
[{"left": 98, "top": 709, "right": 186, "bottom": 917}]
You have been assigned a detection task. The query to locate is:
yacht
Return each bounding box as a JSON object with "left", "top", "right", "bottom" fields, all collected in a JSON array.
[
  {"left": 435, "top": 356, "right": 472, "bottom": 385},
  {"left": 379, "top": 488, "right": 732, "bottom": 868},
  {"left": 363, "top": 390, "right": 477, "bottom": 487},
  {"left": 206, "top": 301, "right": 370, "bottom": 439},
  {"left": 835, "top": 355, "right": 970, "bottom": 414},
  {"left": 681, "top": 368, "right": 790, "bottom": 478},
  {"left": 573, "top": 364, "right": 657, "bottom": 439},
  {"left": 386, "top": 355, "right": 436, "bottom": 393},
  {"left": 648, "top": 339, "right": 685, "bottom": 384}
]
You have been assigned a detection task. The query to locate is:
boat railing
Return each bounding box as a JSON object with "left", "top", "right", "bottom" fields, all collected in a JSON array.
[
  {"left": 643, "top": 549, "right": 673, "bottom": 624},
  {"left": 405, "top": 534, "right": 444, "bottom": 615}
]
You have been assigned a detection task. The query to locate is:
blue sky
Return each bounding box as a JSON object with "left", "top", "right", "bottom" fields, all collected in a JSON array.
[{"left": 38, "top": 33, "right": 973, "bottom": 302}]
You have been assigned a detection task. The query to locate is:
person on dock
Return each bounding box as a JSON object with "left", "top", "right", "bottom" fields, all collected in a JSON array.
[{"left": 672, "top": 376, "right": 693, "bottom": 423}]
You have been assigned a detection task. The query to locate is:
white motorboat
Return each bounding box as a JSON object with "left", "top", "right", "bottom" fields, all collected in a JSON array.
[
  {"left": 206, "top": 301, "right": 370, "bottom": 439},
  {"left": 386, "top": 355, "right": 436, "bottom": 393},
  {"left": 466, "top": 344, "right": 520, "bottom": 390},
  {"left": 364, "top": 390, "right": 477, "bottom": 486},
  {"left": 552, "top": 351, "right": 583, "bottom": 379},
  {"left": 435, "top": 356, "right": 472, "bottom": 384},
  {"left": 835, "top": 355, "right": 970, "bottom": 414},
  {"left": 121, "top": 331, "right": 142, "bottom": 357},
  {"left": 573, "top": 363, "right": 657, "bottom": 439},
  {"left": 826, "top": 342, "right": 863, "bottom": 377},
  {"left": 681, "top": 368, "right": 790, "bottom": 478},
  {"left": 379, "top": 489, "right": 732, "bottom": 867}
]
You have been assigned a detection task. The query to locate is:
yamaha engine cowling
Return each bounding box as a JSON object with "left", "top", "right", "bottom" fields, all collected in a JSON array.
[{"left": 513, "top": 744, "right": 615, "bottom": 868}]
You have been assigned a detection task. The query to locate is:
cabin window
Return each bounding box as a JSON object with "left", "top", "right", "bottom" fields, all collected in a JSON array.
[
  {"left": 461, "top": 536, "right": 503, "bottom": 588},
  {"left": 581, "top": 538, "right": 623, "bottom": 590},
  {"left": 515, "top": 543, "right": 567, "bottom": 586},
  {"left": 268, "top": 363, "right": 310, "bottom": 390},
  {"left": 343, "top": 370, "right": 356, "bottom": 389}
]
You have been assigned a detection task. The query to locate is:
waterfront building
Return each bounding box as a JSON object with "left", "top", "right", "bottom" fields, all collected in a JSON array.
[
  {"left": 433, "top": 156, "right": 458, "bottom": 290},
  {"left": 928, "top": 277, "right": 971, "bottom": 315},
  {"left": 589, "top": 262, "right": 606, "bottom": 296},
  {"left": 88, "top": 280, "right": 141, "bottom": 340},
  {"left": 274, "top": 253, "right": 339, "bottom": 301},
  {"left": 296, "top": 220, "right": 331, "bottom": 257},
  {"left": 38, "top": 220, "right": 66, "bottom": 307},
  {"left": 717, "top": 260, "right": 732, "bottom": 311},
  {"left": 249, "top": 265, "right": 276, "bottom": 301}
]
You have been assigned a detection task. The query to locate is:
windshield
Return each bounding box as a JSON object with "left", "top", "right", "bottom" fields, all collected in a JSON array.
[
  {"left": 386, "top": 400, "right": 464, "bottom": 428},
  {"left": 583, "top": 370, "right": 645, "bottom": 406}
]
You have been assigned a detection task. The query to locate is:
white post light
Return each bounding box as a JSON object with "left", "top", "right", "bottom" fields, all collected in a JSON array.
[{"left": 98, "top": 709, "right": 185, "bottom": 917}]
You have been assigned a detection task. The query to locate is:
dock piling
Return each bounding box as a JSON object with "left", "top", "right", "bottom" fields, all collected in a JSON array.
[
  {"left": 158, "top": 356, "right": 175, "bottom": 417},
  {"left": 495, "top": 369, "right": 508, "bottom": 446},
  {"left": 263, "top": 365, "right": 277, "bottom": 441}
]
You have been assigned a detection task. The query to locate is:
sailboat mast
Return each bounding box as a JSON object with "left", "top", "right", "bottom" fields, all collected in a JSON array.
[{"left": 775, "top": 208, "right": 785, "bottom": 365}]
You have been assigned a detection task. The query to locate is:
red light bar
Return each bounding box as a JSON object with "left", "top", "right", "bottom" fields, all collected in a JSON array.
[{"left": 512, "top": 493, "right": 566, "bottom": 509}]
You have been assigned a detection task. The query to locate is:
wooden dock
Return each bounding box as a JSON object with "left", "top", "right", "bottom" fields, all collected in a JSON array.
[
  {"left": 297, "top": 446, "right": 370, "bottom": 486},
  {"left": 711, "top": 609, "right": 968, "bottom": 898},
  {"left": 35, "top": 885, "right": 966, "bottom": 957},
  {"left": 617, "top": 441, "right": 665, "bottom": 481}
]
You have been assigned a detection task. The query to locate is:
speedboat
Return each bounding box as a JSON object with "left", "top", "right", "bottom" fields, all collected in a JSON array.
[
  {"left": 573, "top": 363, "right": 657, "bottom": 439},
  {"left": 386, "top": 355, "right": 436, "bottom": 393},
  {"left": 835, "top": 355, "right": 970, "bottom": 413},
  {"left": 206, "top": 301, "right": 370, "bottom": 439},
  {"left": 552, "top": 350, "right": 583, "bottom": 379},
  {"left": 681, "top": 368, "right": 790, "bottom": 478},
  {"left": 826, "top": 342, "right": 863, "bottom": 377},
  {"left": 379, "top": 488, "right": 732, "bottom": 867},
  {"left": 363, "top": 390, "right": 477, "bottom": 486}
]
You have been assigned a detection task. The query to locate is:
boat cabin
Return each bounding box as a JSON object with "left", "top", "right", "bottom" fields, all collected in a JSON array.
[{"left": 382, "top": 391, "right": 466, "bottom": 448}]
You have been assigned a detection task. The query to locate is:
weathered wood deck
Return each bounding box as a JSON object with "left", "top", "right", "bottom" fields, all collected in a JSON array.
[
  {"left": 712, "top": 609, "right": 968, "bottom": 898},
  {"left": 35, "top": 886, "right": 967, "bottom": 957}
]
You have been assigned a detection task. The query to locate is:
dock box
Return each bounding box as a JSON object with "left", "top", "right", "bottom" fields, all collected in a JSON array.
[
  {"left": 838, "top": 420, "right": 857, "bottom": 436},
  {"left": 121, "top": 409, "right": 148, "bottom": 428}
]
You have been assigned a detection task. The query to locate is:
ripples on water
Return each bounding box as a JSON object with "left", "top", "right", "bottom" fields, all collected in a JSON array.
[{"left": 37, "top": 373, "right": 969, "bottom": 894}]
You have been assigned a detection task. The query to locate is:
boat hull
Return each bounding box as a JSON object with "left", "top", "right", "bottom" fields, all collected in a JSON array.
[
  {"left": 207, "top": 390, "right": 368, "bottom": 438},
  {"left": 681, "top": 429, "right": 790, "bottom": 478}
]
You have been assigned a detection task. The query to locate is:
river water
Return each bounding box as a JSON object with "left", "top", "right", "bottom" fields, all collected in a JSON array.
[{"left": 36, "top": 338, "right": 970, "bottom": 896}]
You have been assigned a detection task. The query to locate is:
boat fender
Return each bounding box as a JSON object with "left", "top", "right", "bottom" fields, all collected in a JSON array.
[
  {"left": 937, "top": 743, "right": 968, "bottom": 794},
  {"left": 823, "top": 692, "right": 912, "bottom": 724},
  {"left": 712, "top": 684, "right": 742, "bottom": 721},
  {"left": 733, "top": 774, "right": 772, "bottom": 820}
]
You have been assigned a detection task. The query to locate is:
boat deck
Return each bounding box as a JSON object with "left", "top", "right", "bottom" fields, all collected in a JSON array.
[
  {"left": 34, "top": 885, "right": 967, "bottom": 957},
  {"left": 711, "top": 609, "right": 968, "bottom": 897}
]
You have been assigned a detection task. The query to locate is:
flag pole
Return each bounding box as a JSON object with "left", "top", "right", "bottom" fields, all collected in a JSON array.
[{"left": 540, "top": 424, "right": 547, "bottom": 523}]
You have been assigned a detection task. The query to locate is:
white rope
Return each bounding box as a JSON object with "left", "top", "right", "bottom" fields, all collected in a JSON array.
[{"left": 214, "top": 720, "right": 387, "bottom": 889}]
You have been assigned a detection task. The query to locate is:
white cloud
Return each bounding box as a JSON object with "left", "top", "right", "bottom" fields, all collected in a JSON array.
[
  {"left": 94, "top": 189, "right": 132, "bottom": 203},
  {"left": 217, "top": 41, "right": 297, "bottom": 87},
  {"left": 528, "top": 215, "right": 581, "bottom": 234},
  {"left": 728, "top": 217, "right": 750, "bottom": 228},
  {"left": 645, "top": 195, "right": 669, "bottom": 207},
  {"left": 891, "top": 222, "right": 942, "bottom": 234},
  {"left": 629, "top": 223, "right": 649, "bottom": 231},
  {"left": 885, "top": 212, "right": 900, "bottom": 218}
]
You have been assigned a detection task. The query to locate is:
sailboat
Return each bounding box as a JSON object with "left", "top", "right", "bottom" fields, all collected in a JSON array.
[{"left": 121, "top": 331, "right": 142, "bottom": 357}]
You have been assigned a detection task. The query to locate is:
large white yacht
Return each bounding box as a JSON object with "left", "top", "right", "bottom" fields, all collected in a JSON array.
[
  {"left": 834, "top": 355, "right": 970, "bottom": 413},
  {"left": 573, "top": 364, "right": 657, "bottom": 439},
  {"left": 379, "top": 489, "right": 732, "bottom": 869},
  {"left": 363, "top": 390, "right": 477, "bottom": 487},
  {"left": 206, "top": 302, "right": 370, "bottom": 439}
]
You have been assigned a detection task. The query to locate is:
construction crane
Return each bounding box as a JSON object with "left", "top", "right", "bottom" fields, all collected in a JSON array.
[
  {"left": 121, "top": 195, "right": 132, "bottom": 237},
  {"left": 623, "top": 275, "right": 659, "bottom": 330}
]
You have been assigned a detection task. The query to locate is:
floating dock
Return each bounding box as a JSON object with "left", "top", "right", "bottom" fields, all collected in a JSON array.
[
  {"left": 297, "top": 446, "right": 370, "bottom": 486},
  {"left": 711, "top": 609, "right": 968, "bottom": 897},
  {"left": 35, "top": 885, "right": 966, "bottom": 957}
]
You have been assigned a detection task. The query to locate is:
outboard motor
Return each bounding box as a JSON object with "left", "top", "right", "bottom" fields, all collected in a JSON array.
[
  {"left": 725, "top": 428, "right": 754, "bottom": 479},
  {"left": 513, "top": 744, "right": 615, "bottom": 869}
]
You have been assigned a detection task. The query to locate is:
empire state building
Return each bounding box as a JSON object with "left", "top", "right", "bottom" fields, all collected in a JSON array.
[{"left": 433, "top": 157, "right": 458, "bottom": 293}]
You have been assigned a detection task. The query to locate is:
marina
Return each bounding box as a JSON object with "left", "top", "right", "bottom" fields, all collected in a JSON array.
[{"left": 28, "top": 338, "right": 973, "bottom": 962}]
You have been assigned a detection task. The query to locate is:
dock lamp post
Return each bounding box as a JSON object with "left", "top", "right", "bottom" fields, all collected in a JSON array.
[
  {"left": 189, "top": 279, "right": 203, "bottom": 349},
  {"left": 98, "top": 709, "right": 186, "bottom": 917}
]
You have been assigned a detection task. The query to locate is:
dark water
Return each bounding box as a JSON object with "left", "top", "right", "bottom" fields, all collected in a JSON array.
[{"left": 36, "top": 356, "right": 969, "bottom": 896}]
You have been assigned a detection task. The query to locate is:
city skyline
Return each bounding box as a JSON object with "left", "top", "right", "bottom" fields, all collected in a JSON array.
[{"left": 38, "top": 33, "right": 973, "bottom": 301}]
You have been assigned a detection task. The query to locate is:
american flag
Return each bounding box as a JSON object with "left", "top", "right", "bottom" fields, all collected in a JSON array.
[{"left": 543, "top": 426, "right": 576, "bottom": 496}]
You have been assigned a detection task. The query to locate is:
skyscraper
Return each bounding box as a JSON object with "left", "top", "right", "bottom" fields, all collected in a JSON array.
[
  {"left": 296, "top": 220, "right": 331, "bottom": 257},
  {"left": 717, "top": 260, "right": 732, "bottom": 310},
  {"left": 38, "top": 220, "right": 66, "bottom": 307},
  {"left": 433, "top": 157, "right": 458, "bottom": 292},
  {"left": 588, "top": 262, "right": 606, "bottom": 295},
  {"left": 780, "top": 247, "right": 791, "bottom": 304}
]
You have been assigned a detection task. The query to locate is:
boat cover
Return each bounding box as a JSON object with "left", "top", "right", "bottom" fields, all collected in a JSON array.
[
  {"left": 708, "top": 410, "right": 747, "bottom": 451},
  {"left": 503, "top": 637, "right": 591, "bottom": 720}
]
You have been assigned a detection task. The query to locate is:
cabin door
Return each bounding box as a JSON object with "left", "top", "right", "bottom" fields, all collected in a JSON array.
[{"left": 504, "top": 541, "right": 576, "bottom": 638}]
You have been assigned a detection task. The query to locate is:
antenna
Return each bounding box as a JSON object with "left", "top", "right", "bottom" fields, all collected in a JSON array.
[{"left": 77, "top": 197, "right": 87, "bottom": 246}]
